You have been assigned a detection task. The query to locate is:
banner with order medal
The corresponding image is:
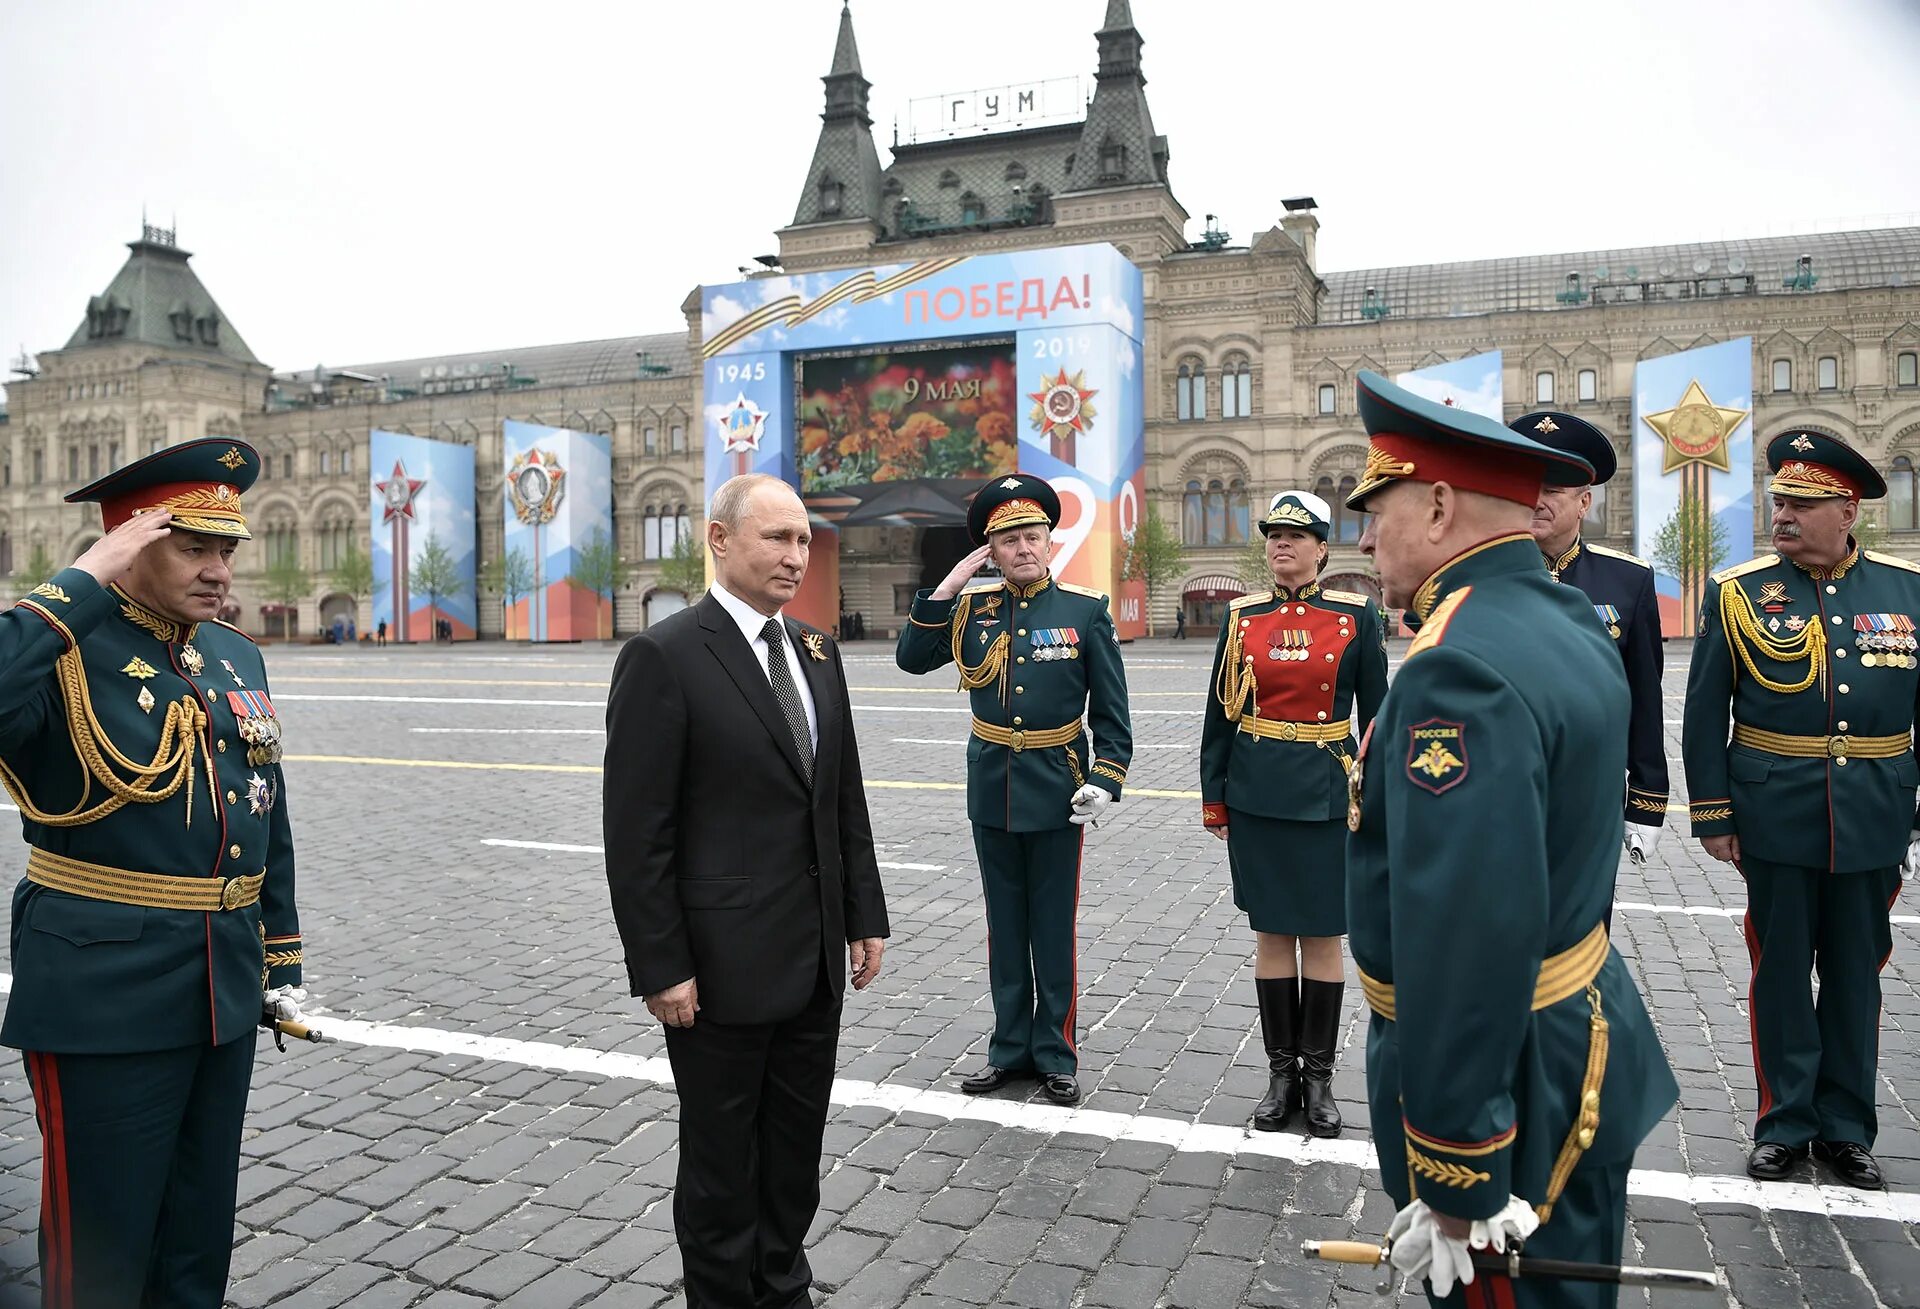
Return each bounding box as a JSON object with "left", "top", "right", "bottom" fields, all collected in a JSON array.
[
  {"left": 369, "top": 430, "right": 477, "bottom": 642},
  {"left": 1631, "top": 338, "right": 1754, "bottom": 637},
  {"left": 501, "top": 421, "right": 615, "bottom": 642}
]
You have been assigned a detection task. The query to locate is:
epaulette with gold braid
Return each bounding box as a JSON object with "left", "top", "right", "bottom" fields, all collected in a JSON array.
[
  {"left": 1057, "top": 581, "right": 1108, "bottom": 601},
  {"left": 210, "top": 617, "right": 259, "bottom": 644},
  {"left": 1712, "top": 554, "right": 1779, "bottom": 585},
  {"left": 1587, "top": 544, "right": 1651, "bottom": 570},
  {"left": 1405, "top": 587, "right": 1471, "bottom": 660},
  {"left": 960, "top": 580, "right": 1002, "bottom": 595},
  {"left": 1866, "top": 550, "right": 1920, "bottom": 575},
  {"left": 1228, "top": 591, "right": 1273, "bottom": 611},
  {"left": 1319, "top": 588, "right": 1372, "bottom": 607}
]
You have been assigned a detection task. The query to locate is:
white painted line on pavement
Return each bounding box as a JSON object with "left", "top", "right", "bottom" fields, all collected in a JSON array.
[
  {"left": 479, "top": 838, "right": 944, "bottom": 873},
  {"left": 0, "top": 971, "right": 1907, "bottom": 1222},
  {"left": 276, "top": 694, "right": 605, "bottom": 708},
  {"left": 0, "top": 803, "right": 15, "bottom": 813},
  {"left": 1618, "top": 900, "right": 1920, "bottom": 927},
  {"left": 412, "top": 727, "right": 605, "bottom": 736},
  {"left": 481, "top": 838, "right": 606, "bottom": 854}
]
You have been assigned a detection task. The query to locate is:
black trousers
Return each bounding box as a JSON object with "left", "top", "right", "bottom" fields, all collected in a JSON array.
[
  {"left": 22, "top": 1037, "right": 254, "bottom": 1309},
  {"left": 663, "top": 966, "right": 841, "bottom": 1309}
]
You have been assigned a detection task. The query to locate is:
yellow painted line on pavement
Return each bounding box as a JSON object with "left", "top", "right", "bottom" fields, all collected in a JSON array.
[{"left": 284, "top": 754, "right": 1203, "bottom": 798}]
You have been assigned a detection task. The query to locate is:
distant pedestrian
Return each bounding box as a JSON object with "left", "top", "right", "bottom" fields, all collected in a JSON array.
[
  {"left": 347, "top": 618, "right": 357, "bottom": 645},
  {"left": 376, "top": 617, "right": 388, "bottom": 646},
  {"left": 1173, "top": 608, "right": 1186, "bottom": 640}
]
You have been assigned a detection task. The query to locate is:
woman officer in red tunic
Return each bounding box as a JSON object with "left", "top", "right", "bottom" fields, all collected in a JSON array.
[{"left": 1199, "top": 490, "right": 1389, "bottom": 1136}]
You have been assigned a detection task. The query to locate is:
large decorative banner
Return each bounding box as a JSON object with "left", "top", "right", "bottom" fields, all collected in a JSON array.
[
  {"left": 1631, "top": 338, "right": 1754, "bottom": 636},
  {"left": 501, "top": 421, "right": 615, "bottom": 641},
  {"left": 700, "top": 243, "right": 1146, "bottom": 636},
  {"left": 1394, "top": 351, "right": 1504, "bottom": 421},
  {"left": 369, "top": 430, "right": 477, "bottom": 642}
]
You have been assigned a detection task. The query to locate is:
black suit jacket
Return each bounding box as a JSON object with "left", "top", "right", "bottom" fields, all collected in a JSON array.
[{"left": 604, "top": 593, "right": 889, "bottom": 1025}]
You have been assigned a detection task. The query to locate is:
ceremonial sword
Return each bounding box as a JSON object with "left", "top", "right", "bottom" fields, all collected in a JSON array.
[
  {"left": 261, "top": 1014, "right": 332, "bottom": 1051},
  {"left": 1303, "top": 1239, "right": 1721, "bottom": 1293}
]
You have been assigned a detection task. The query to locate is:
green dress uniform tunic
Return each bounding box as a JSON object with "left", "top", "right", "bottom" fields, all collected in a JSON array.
[
  {"left": 1347, "top": 536, "right": 1678, "bottom": 1308},
  {"left": 1199, "top": 582, "right": 1388, "bottom": 935},
  {"left": 1, "top": 568, "right": 299, "bottom": 1309},
  {"left": 1682, "top": 543, "right": 1920, "bottom": 1150},
  {"left": 896, "top": 572, "right": 1131, "bottom": 1075}
]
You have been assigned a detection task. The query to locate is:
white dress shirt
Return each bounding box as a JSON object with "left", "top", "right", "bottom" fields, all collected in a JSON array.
[{"left": 709, "top": 580, "right": 819, "bottom": 753}]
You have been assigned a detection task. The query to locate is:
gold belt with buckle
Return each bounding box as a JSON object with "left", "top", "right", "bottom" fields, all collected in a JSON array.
[
  {"left": 1731, "top": 723, "right": 1909, "bottom": 761},
  {"left": 1236, "top": 717, "right": 1353, "bottom": 744},
  {"left": 26, "top": 848, "right": 264, "bottom": 912},
  {"left": 1358, "top": 922, "right": 1609, "bottom": 1023},
  {"left": 970, "top": 716, "right": 1083, "bottom": 752}
]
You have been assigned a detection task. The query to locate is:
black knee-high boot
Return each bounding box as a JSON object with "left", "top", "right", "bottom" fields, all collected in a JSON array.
[
  {"left": 1299, "top": 979, "right": 1345, "bottom": 1138},
  {"left": 1252, "top": 977, "right": 1301, "bottom": 1132}
]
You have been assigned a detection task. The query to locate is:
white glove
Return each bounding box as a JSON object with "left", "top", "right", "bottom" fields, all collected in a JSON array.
[
  {"left": 1387, "top": 1196, "right": 1536, "bottom": 1296},
  {"left": 265, "top": 985, "right": 308, "bottom": 1024},
  {"left": 1068, "top": 784, "right": 1111, "bottom": 827},
  {"left": 1625, "top": 827, "right": 1651, "bottom": 865},
  {"left": 1386, "top": 1200, "right": 1476, "bottom": 1297},
  {"left": 1905, "top": 830, "right": 1920, "bottom": 881}
]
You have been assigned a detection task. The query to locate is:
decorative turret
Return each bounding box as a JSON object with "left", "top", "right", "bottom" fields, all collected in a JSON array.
[
  {"left": 790, "top": 3, "right": 885, "bottom": 227},
  {"left": 1068, "top": 0, "right": 1169, "bottom": 191},
  {"left": 63, "top": 223, "right": 259, "bottom": 364}
]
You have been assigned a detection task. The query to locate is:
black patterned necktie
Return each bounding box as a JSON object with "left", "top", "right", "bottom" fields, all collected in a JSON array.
[{"left": 760, "top": 618, "right": 814, "bottom": 785}]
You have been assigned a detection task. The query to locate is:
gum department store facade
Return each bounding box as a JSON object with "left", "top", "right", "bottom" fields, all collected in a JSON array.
[{"left": 4, "top": 1, "right": 1919, "bottom": 638}]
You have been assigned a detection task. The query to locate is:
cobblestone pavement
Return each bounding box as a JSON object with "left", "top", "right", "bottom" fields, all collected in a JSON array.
[{"left": 0, "top": 635, "right": 1916, "bottom": 1309}]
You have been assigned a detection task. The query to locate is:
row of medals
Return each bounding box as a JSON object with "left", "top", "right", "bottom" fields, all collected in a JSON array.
[
  {"left": 1268, "top": 630, "right": 1313, "bottom": 661},
  {"left": 1032, "top": 644, "right": 1079, "bottom": 662},
  {"left": 1858, "top": 630, "right": 1918, "bottom": 669}
]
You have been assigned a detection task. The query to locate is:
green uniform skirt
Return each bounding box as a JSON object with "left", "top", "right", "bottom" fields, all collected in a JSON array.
[{"left": 1226, "top": 810, "right": 1348, "bottom": 937}]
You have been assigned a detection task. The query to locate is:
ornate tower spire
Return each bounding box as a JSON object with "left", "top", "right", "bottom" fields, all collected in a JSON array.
[
  {"left": 791, "top": 2, "right": 884, "bottom": 226},
  {"left": 1070, "top": 0, "right": 1169, "bottom": 190}
]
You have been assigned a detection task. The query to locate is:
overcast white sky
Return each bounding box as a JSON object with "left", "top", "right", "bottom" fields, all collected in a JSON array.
[{"left": 3, "top": 0, "right": 1919, "bottom": 393}]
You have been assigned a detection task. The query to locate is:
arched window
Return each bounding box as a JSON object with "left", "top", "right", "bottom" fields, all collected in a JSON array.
[
  {"left": 1535, "top": 371, "right": 1555, "bottom": 404},
  {"left": 643, "top": 425, "right": 658, "bottom": 456},
  {"left": 1182, "top": 479, "right": 1204, "bottom": 544},
  {"left": 643, "top": 504, "right": 661, "bottom": 559},
  {"left": 1227, "top": 478, "right": 1250, "bottom": 543},
  {"left": 670, "top": 423, "right": 686, "bottom": 453},
  {"left": 1176, "top": 360, "right": 1207, "bottom": 421},
  {"left": 1221, "top": 356, "right": 1252, "bottom": 419},
  {"left": 1817, "top": 356, "right": 1839, "bottom": 390},
  {"left": 1899, "top": 352, "right": 1918, "bottom": 388},
  {"left": 1317, "top": 383, "right": 1336, "bottom": 416},
  {"left": 1891, "top": 456, "right": 1917, "bottom": 532},
  {"left": 1577, "top": 368, "right": 1598, "bottom": 402},
  {"left": 1204, "top": 479, "right": 1227, "bottom": 545}
]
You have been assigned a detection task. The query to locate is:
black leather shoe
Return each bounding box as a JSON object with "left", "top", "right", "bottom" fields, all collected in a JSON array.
[
  {"left": 1813, "top": 1140, "right": 1885, "bottom": 1189},
  {"left": 1746, "top": 1141, "right": 1809, "bottom": 1181},
  {"left": 960, "top": 1064, "right": 1030, "bottom": 1094},
  {"left": 1039, "top": 1073, "right": 1080, "bottom": 1106}
]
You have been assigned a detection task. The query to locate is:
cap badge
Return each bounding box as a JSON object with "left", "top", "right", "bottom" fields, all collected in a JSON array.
[
  {"left": 1000, "top": 477, "right": 1023, "bottom": 490},
  {"left": 1790, "top": 434, "right": 1815, "bottom": 452},
  {"left": 1534, "top": 416, "right": 1561, "bottom": 434},
  {"left": 217, "top": 447, "right": 246, "bottom": 470}
]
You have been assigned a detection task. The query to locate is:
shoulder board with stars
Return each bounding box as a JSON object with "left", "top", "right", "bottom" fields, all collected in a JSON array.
[
  {"left": 1866, "top": 550, "right": 1920, "bottom": 576},
  {"left": 1318, "top": 588, "right": 1373, "bottom": 607},
  {"left": 1712, "top": 554, "right": 1780, "bottom": 585},
  {"left": 1405, "top": 587, "right": 1472, "bottom": 660},
  {"left": 1587, "top": 544, "right": 1652, "bottom": 570},
  {"left": 1229, "top": 592, "right": 1274, "bottom": 611}
]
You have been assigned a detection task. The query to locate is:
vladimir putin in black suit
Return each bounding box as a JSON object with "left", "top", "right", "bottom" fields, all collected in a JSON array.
[{"left": 605, "top": 474, "right": 889, "bottom": 1308}]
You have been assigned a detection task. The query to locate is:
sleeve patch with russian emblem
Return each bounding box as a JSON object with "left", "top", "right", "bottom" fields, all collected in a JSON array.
[{"left": 1406, "top": 718, "right": 1468, "bottom": 795}]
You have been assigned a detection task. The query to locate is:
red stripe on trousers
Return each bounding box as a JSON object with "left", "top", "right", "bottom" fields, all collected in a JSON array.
[
  {"left": 31, "top": 1053, "right": 72, "bottom": 1309},
  {"left": 1063, "top": 828, "right": 1084, "bottom": 1055},
  {"left": 1743, "top": 907, "right": 1774, "bottom": 1122},
  {"left": 1466, "top": 1273, "right": 1517, "bottom": 1309}
]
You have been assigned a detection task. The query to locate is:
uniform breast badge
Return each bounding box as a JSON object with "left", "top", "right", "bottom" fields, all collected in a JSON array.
[
  {"left": 1856, "top": 613, "right": 1917, "bottom": 668},
  {"left": 137, "top": 686, "right": 155, "bottom": 715},
  {"left": 1405, "top": 719, "right": 1469, "bottom": 795},
  {"left": 245, "top": 771, "right": 276, "bottom": 816},
  {"left": 1594, "top": 604, "right": 1622, "bottom": 639},
  {"left": 221, "top": 658, "right": 247, "bottom": 686},
  {"left": 1032, "top": 628, "right": 1081, "bottom": 662},
  {"left": 121, "top": 657, "right": 158, "bottom": 679},
  {"left": 1757, "top": 581, "right": 1791, "bottom": 614},
  {"left": 179, "top": 644, "right": 206, "bottom": 677},
  {"left": 228, "top": 690, "right": 283, "bottom": 765},
  {"left": 801, "top": 631, "right": 827, "bottom": 661}
]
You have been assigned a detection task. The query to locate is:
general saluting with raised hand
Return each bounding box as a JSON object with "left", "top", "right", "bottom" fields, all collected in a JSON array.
[{"left": 1, "top": 439, "right": 304, "bottom": 1309}]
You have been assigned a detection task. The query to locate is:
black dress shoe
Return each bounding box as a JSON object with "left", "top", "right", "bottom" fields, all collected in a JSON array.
[
  {"left": 1813, "top": 1140, "right": 1886, "bottom": 1189},
  {"left": 1746, "top": 1141, "right": 1809, "bottom": 1181},
  {"left": 959, "top": 1064, "right": 1030, "bottom": 1094},
  {"left": 1039, "top": 1073, "right": 1080, "bottom": 1106}
]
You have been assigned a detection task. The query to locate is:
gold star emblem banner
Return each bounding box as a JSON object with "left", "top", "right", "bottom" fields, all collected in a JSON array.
[{"left": 1631, "top": 340, "right": 1756, "bottom": 639}]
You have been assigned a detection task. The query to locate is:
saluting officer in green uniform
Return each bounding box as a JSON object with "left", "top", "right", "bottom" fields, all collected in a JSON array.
[
  {"left": 1344, "top": 372, "right": 1677, "bottom": 1307},
  {"left": 0, "top": 439, "right": 303, "bottom": 1308},
  {"left": 1682, "top": 431, "right": 1917, "bottom": 1191},
  {"left": 896, "top": 474, "right": 1132, "bottom": 1106},
  {"left": 1199, "top": 489, "right": 1387, "bottom": 1137}
]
